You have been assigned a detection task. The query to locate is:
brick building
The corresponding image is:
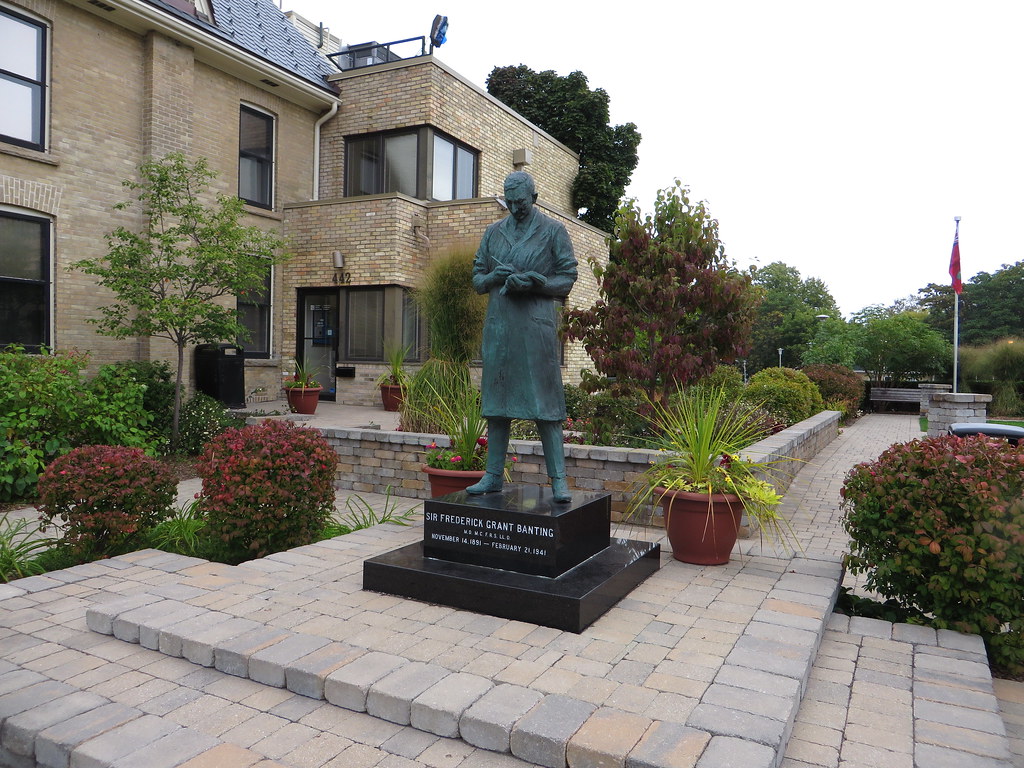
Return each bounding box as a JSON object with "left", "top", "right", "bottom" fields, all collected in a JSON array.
[{"left": 0, "top": 0, "right": 607, "bottom": 406}]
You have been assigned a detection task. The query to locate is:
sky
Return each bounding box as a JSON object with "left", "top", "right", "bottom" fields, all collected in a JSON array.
[{"left": 283, "top": 0, "right": 1024, "bottom": 317}]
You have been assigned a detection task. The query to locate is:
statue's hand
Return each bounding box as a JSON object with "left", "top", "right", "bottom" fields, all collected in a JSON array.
[
  {"left": 502, "top": 272, "right": 535, "bottom": 293},
  {"left": 522, "top": 271, "right": 547, "bottom": 287},
  {"left": 489, "top": 265, "right": 514, "bottom": 289}
]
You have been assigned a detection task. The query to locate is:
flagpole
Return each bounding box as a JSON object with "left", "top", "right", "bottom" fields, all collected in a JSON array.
[{"left": 952, "top": 216, "right": 961, "bottom": 394}]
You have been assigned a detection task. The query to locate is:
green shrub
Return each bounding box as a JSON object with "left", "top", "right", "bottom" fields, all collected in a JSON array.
[
  {"left": 842, "top": 435, "right": 1024, "bottom": 673},
  {"left": 803, "top": 364, "right": 864, "bottom": 420},
  {"left": 586, "top": 393, "right": 653, "bottom": 447},
  {"left": 689, "top": 364, "right": 745, "bottom": 401},
  {"left": 111, "top": 361, "right": 176, "bottom": 445},
  {"left": 177, "top": 392, "right": 239, "bottom": 455},
  {"left": 36, "top": 445, "right": 177, "bottom": 559},
  {"left": 562, "top": 383, "right": 594, "bottom": 421},
  {"left": 80, "top": 364, "right": 158, "bottom": 448},
  {"left": 0, "top": 347, "right": 156, "bottom": 501},
  {"left": 743, "top": 367, "right": 824, "bottom": 426},
  {"left": 196, "top": 420, "right": 338, "bottom": 563}
]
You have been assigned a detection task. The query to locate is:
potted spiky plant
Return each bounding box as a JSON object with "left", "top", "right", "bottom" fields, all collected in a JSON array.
[
  {"left": 284, "top": 359, "right": 321, "bottom": 415},
  {"left": 630, "top": 385, "right": 798, "bottom": 564},
  {"left": 375, "top": 344, "right": 411, "bottom": 412}
]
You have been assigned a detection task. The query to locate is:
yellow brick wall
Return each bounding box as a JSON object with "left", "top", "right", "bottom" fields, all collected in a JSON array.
[
  {"left": 0, "top": 0, "right": 323, "bottom": 392},
  {"left": 320, "top": 57, "right": 578, "bottom": 215}
]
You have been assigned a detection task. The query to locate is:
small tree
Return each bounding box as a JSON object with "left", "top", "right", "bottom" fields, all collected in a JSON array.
[
  {"left": 565, "top": 182, "right": 759, "bottom": 403},
  {"left": 75, "top": 153, "right": 285, "bottom": 449}
]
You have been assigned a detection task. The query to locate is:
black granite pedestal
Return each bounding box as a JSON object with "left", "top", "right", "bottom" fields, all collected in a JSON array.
[{"left": 363, "top": 485, "right": 660, "bottom": 633}]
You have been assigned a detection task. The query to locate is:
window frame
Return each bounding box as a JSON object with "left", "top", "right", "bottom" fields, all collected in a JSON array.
[
  {"left": 430, "top": 132, "right": 477, "bottom": 202},
  {"left": 238, "top": 104, "right": 275, "bottom": 209},
  {"left": 0, "top": 5, "right": 47, "bottom": 152},
  {"left": 236, "top": 267, "right": 272, "bottom": 359},
  {"left": 0, "top": 208, "right": 51, "bottom": 353},
  {"left": 344, "top": 126, "right": 478, "bottom": 201}
]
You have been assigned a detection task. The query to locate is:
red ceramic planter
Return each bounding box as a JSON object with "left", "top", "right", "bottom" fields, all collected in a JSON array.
[
  {"left": 657, "top": 487, "right": 743, "bottom": 565},
  {"left": 379, "top": 384, "right": 403, "bottom": 412},
  {"left": 285, "top": 386, "right": 322, "bottom": 415},
  {"left": 422, "top": 465, "right": 486, "bottom": 498}
]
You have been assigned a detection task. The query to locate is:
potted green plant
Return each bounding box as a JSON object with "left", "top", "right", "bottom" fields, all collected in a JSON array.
[
  {"left": 404, "top": 370, "right": 517, "bottom": 497},
  {"left": 629, "top": 385, "right": 798, "bottom": 564},
  {"left": 284, "top": 359, "right": 322, "bottom": 415},
  {"left": 375, "top": 344, "right": 411, "bottom": 412}
]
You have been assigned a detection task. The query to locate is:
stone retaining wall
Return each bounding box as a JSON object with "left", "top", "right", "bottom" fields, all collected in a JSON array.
[{"left": 321, "top": 410, "right": 842, "bottom": 523}]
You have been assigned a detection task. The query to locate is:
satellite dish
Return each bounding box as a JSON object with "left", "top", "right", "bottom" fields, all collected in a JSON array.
[{"left": 430, "top": 14, "right": 448, "bottom": 48}]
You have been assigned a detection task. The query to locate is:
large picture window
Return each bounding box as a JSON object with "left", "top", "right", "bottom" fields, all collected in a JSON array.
[
  {"left": 345, "top": 127, "right": 477, "bottom": 201},
  {"left": 0, "top": 7, "right": 47, "bottom": 151},
  {"left": 0, "top": 210, "right": 50, "bottom": 352},
  {"left": 238, "top": 106, "right": 274, "bottom": 208},
  {"left": 346, "top": 131, "right": 419, "bottom": 197},
  {"left": 237, "top": 270, "right": 271, "bottom": 358}
]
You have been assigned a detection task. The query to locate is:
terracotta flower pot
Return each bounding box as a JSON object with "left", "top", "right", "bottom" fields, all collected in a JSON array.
[
  {"left": 422, "top": 465, "right": 486, "bottom": 498},
  {"left": 380, "top": 384, "right": 403, "bottom": 412},
  {"left": 285, "top": 386, "right": 322, "bottom": 415},
  {"left": 657, "top": 487, "right": 743, "bottom": 565}
]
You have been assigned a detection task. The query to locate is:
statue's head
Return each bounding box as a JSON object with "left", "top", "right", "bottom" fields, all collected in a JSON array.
[{"left": 504, "top": 172, "right": 537, "bottom": 223}]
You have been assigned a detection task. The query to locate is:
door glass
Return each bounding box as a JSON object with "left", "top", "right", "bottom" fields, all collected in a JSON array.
[{"left": 301, "top": 291, "right": 338, "bottom": 399}]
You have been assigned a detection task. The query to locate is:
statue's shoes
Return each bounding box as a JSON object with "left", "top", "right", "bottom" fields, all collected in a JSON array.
[
  {"left": 466, "top": 472, "right": 504, "bottom": 494},
  {"left": 551, "top": 476, "right": 571, "bottom": 503}
]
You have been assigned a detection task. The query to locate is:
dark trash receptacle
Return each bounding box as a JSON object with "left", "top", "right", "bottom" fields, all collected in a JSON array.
[
  {"left": 948, "top": 422, "right": 1024, "bottom": 445},
  {"left": 194, "top": 343, "right": 245, "bottom": 408}
]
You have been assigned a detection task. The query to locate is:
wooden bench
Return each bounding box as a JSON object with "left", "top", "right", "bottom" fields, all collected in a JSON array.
[{"left": 869, "top": 387, "right": 921, "bottom": 411}]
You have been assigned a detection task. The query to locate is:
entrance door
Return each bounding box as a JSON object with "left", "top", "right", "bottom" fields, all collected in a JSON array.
[{"left": 299, "top": 290, "right": 338, "bottom": 400}]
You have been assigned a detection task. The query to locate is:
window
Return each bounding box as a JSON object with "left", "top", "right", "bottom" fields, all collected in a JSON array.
[
  {"left": 238, "top": 106, "right": 274, "bottom": 207},
  {"left": 431, "top": 134, "right": 476, "bottom": 202},
  {"left": 0, "top": 7, "right": 46, "bottom": 151},
  {"left": 345, "top": 128, "right": 477, "bottom": 201},
  {"left": 346, "top": 287, "right": 384, "bottom": 360},
  {"left": 237, "top": 270, "right": 271, "bottom": 358},
  {"left": 346, "top": 131, "right": 419, "bottom": 197},
  {"left": 0, "top": 210, "right": 50, "bottom": 352}
]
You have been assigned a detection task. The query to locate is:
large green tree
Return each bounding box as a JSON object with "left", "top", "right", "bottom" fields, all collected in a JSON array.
[
  {"left": 486, "top": 65, "right": 640, "bottom": 232},
  {"left": 855, "top": 310, "right": 951, "bottom": 383},
  {"left": 565, "top": 182, "right": 760, "bottom": 403},
  {"left": 747, "top": 262, "right": 840, "bottom": 371},
  {"left": 75, "top": 153, "right": 285, "bottom": 449}
]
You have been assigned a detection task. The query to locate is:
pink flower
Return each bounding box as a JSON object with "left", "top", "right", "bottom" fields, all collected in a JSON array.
[
  {"left": 450, "top": 456, "right": 462, "bottom": 463},
  {"left": 511, "top": 457, "right": 518, "bottom": 462},
  {"left": 477, "top": 437, "right": 488, "bottom": 448}
]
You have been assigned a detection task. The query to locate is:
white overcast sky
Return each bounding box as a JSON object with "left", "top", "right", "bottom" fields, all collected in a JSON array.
[{"left": 283, "top": 0, "right": 1024, "bottom": 317}]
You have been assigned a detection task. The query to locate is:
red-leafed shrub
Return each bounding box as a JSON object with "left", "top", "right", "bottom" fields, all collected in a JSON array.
[
  {"left": 803, "top": 364, "right": 864, "bottom": 419},
  {"left": 36, "top": 445, "right": 176, "bottom": 558},
  {"left": 196, "top": 420, "right": 338, "bottom": 564},
  {"left": 842, "top": 435, "right": 1024, "bottom": 673}
]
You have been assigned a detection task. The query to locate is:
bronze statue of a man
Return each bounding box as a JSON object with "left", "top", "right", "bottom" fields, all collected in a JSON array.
[{"left": 466, "top": 172, "right": 578, "bottom": 502}]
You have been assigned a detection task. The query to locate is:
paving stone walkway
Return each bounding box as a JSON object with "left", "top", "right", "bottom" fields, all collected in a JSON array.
[{"left": 1, "top": 413, "right": 1020, "bottom": 768}]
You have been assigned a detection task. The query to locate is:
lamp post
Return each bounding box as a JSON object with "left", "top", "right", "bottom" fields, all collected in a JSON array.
[{"left": 778, "top": 348, "right": 783, "bottom": 368}]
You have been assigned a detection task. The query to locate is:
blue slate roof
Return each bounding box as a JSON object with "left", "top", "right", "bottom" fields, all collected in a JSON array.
[{"left": 145, "top": 0, "right": 338, "bottom": 94}]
